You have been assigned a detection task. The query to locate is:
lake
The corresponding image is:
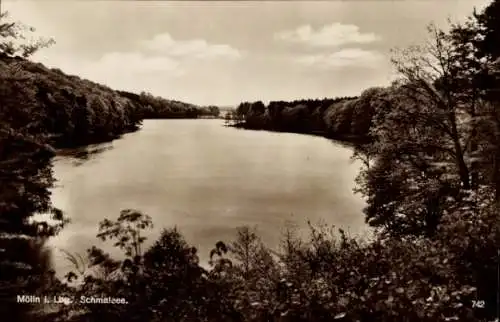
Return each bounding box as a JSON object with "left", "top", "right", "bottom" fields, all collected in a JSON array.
[{"left": 47, "top": 119, "right": 369, "bottom": 276}]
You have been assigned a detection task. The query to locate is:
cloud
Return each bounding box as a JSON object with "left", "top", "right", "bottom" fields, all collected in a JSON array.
[
  {"left": 32, "top": 50, "right": 185, "bottom": 83},
  {"left": 275, "top": 23, "right": 380, "bottom": 47},
  {"left": 141, "top": 33, "right": 242, "bottom": 60},
  {"left": 78, "top": 33, "right": 243, "bottom": 80},
  {"left": 32, "top": 32, "right": 243, "bottom": 91},
  {"left": 84, "top": 52, "right": 183, "bottom": 75},
  {"left": 294, "top": 48, "right": 384, "bottom": 70}
]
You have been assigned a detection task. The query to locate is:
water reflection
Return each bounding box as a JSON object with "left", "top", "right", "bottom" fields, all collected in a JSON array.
[{"left": 56, "top": 142, "right": 114, "bottom": 166}]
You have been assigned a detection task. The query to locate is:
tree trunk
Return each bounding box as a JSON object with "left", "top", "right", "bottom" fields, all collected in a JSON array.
[
  {"left": 469, "top": 91, "right": 479, "bottom": 190},
  {"left": 449, "top": 111, "right": 471, "bottom": 189}
]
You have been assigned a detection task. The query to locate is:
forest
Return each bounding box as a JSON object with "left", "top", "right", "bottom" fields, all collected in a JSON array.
[
  {"left": 0, "top": 36, "right": 218, "bottom": 147},
  {"left": 2, "top": 1, "right": 500, "bottom": 321},
  {"left": 230, "top": 96, "right": 367, "bottom": 143}
]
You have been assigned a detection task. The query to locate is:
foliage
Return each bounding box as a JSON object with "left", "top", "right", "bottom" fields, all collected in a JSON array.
[
  {"left": 0, "top": 53, "right": 67, "bottom": 321},
  {"left": 233, "top": 97, "right": 370, "bottom": 143},
  {"left": 0, "top": 11, "right": 55, "bottom": 58},
  {"left": 352, "top": 6, "right": 500, "bottom": 237},
  {"left": 117, "top": 91, "right": 218, "bottom": 120},
  {"left": 0, "top": 58, "right": 219, "bottom": 149},
  {"left": 56, "top": 208, "right": 499, "bottom": 321},
  {"left": 3, "top": 1, "right": 500, "bottom": 321}
]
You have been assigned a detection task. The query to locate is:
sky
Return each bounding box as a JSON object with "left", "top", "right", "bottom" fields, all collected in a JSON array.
[{"left": 3, "top": 0, "right": 492, "bottom": 106}]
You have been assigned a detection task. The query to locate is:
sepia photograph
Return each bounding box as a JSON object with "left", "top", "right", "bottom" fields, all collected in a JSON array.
[{"left": 1, "top": 0, "right": 500, "bottom": 321}]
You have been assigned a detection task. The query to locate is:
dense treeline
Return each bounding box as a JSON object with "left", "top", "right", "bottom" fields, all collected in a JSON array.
[
  {"left": 0, "top": 56, "right": 217, "bottom": 148},
  {"left": 3, "top": 1, "right": 500, "bottom": 321},
  {"left": 231, "top": 96, "right": 375, "bottom": 143},
  {"left": 117, "top": 90, "right": 220, "bottom": 120},
  {"left": 0, "top": 54, "right": 219, "bottom": 147}
]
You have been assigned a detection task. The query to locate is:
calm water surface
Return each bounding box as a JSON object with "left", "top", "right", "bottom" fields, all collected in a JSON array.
[{"left": 47, "top": 119, "right": 368, "bottom": 275}]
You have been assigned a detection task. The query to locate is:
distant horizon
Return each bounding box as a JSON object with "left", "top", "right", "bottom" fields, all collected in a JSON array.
[{"left": 4, "top": 0, "right": 491, "bottom": 106}]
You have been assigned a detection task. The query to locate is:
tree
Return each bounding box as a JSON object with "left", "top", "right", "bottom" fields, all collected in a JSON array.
[
  {"left": 471, "top": 0, "right": 500, "bottom": 61},
  {"left": 350, "top": 87, "right": 387, "bottom": 137},
  {"left": 0, "top": 11, "right": 55, "bottom": 58},
  {"left": 0, "top": 59, "right": 66, "bottom": 321},
  {"left": 64, "top": 211, "right": 241, "bottom": 322},
  {"left": 208, "top": 105, "right": 220, "bottom": 117},
  {"left": 352, "top": 21, "right": 495, "bottom": 237},
  {"left": 236, "top": 102, "right": 252, "bottom": 118},
  {"left": 448, "top": 0, "right": 500, "bottom": 204},
  {"left": 324, "top": 99, "right": 355, "bottom": 137},
  {"left": 392, "top": 24, "right": 476, "bottom": 190}
]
